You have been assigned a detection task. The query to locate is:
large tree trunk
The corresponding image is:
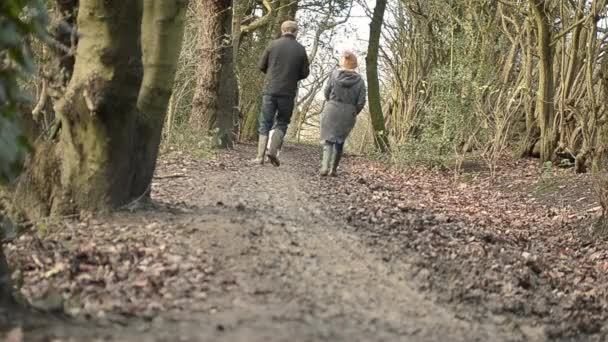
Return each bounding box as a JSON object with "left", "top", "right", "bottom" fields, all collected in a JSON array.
[
  {"left": 12, "top": 0, "right": 187, "bottom": 219},
  {"left": 15, "top": 0, "right": 145, "bottom": 217},
  {"left": 366, "top": 0, "right": 390, "bottom": 152},
  {"left": 190, "top": 0, "right": 235, "bottom": 148},
  {"left": 190, "top": 1, "right": 222, "bottom": 133},
  {"left": 529, "top": 0, "right": 556, "bottom": 162}
]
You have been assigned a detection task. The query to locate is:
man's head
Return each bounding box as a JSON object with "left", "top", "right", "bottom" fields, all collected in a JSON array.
[
  {"left": 340, "top": 50, "right": 358, "bottom": 70},
  {"left": 281, "top": 20, "right": 298, "bottom": 37}
]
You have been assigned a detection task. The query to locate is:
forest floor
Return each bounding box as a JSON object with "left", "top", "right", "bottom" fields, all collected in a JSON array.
[{"left": 3, "top": 143, "right": 608, "bottom": 341}]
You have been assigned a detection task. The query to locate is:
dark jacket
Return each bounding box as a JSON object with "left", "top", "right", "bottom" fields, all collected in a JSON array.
[
  {"left": 258, "top": 34, "right": 310, "bottom": 97},
  {"left": 320, "top": 69, "right": 367, "bottom": 143}
]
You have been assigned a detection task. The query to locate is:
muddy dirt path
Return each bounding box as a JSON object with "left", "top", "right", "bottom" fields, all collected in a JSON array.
[{"left": 15, "top": 144, "right": 536, "bottom": 341}]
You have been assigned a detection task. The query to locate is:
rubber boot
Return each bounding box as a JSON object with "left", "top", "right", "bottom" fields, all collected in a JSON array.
[
  {"left": 267, "top": 129, "right": 282, "bottom": 159},
  {"left": 329, "top": 145, "right": 343, "bottom": 177},
  {"left": 267, "top": 129, "right": 284, "bottom": 167},
  {"left": 251, "top": 135, "right": 268, "bottom": 165},
  {"left": 320, "top": 143, "right": 333, "bottom": 176}
]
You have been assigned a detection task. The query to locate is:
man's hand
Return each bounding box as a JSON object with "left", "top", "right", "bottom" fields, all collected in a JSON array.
[
  {"left": 259, "top": 47, "right": 270, "bottom": 73},
  {"left": 299, "top": 53, "right": 310, "bottom": 80}
]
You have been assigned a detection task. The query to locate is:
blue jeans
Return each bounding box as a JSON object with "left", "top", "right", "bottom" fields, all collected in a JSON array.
[{"left": 258, "top": 95, "right": 295, "bottom": 136}]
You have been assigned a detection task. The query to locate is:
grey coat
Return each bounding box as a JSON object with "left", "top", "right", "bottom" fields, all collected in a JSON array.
[
  {"left": 320, "top": 69, "right": 366, "bottom": 143},
  {"left": 258, "top": 34, "right": 310, "bottom": 97}
]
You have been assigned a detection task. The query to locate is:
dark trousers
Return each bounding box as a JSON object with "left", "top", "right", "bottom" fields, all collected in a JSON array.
[
  {"left": 259, "top": 95, "right": 295, "bottom": 136},
  {"left": 325, "top": 140, "right": 344, "bottom": 153}
]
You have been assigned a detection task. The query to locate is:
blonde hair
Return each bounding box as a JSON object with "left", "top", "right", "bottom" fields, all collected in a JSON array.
[
  {"left": 340, "top": 50, "right": 358, "bottom": 70},
  {"left": 281, "top": 21, "right": 298, "bottom": 35}
]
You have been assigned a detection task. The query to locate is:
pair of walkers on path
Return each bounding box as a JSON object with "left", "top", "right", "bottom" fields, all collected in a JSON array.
[{"left": 252, "top": 20, "right": 367, "bottom": 177}]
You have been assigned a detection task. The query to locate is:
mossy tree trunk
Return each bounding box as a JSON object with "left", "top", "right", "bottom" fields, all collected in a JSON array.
[
  {"left": 12, "top": 0, "right": 188, "bottom": 219},
  {"left": 528, "top": 0, "right": 556, "bottom": 162},
  {"left": 130, "top": 0, "right": 188, "bottom": 198},
  {"left": 366, "top": 0, "right": 390, "bottom": 152}
]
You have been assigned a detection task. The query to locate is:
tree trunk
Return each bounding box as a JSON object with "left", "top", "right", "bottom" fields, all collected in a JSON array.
[
  {"left": 563, "top": 0, "right": 585, "bottom": 99},
  {"left": 231, "top": 1, "right": 243, "bottom": 140},
  {"left": 189, "top": 0, "right": 236, "bottom": 148},
  {"left": 130, "top": 0, "right": 188, "bottom": 198},
  {"left": 519, "top": 20, "right": 540, "bottom": 157},
  {"left": 366, "top": 0, "right": 390, "bottom": 152},
  {"left": 190, "top": 0, "right": 235, "bottom": 148},
  {"left": 529, "top": 0, "right": 556, "bottom": 162},
  {"left": 215, "top": 1, "right": 237, "bottom": 148},
  {"left": 12, "top": 0, "right": 188, "bottom": 219}
]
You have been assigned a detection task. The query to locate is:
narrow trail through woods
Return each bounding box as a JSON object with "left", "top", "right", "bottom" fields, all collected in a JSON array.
[
  {"left": 13, "top": 144, "right": 595, "bottom": 341},
  {"left": 150, "top": 144, "right": 525, "bottom": 341}
]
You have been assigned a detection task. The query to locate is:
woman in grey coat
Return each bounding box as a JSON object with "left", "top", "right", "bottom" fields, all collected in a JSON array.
[{"left": 319, "top": 51, "right": 366, "bottom": 176}]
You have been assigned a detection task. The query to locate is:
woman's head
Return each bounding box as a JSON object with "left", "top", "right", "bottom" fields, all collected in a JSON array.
[{"left": 340, "top": 50, "right": 358, "bottom": 70}]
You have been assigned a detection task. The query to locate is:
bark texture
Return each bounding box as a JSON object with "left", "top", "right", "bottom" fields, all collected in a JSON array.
[
  {"left": 190, "top": 0, "right": 235, "bottom": 147},
  {"left": 131, "top": 0, "right": 188, "bottom": 198},
  {"left": 366, "top": 0, "right": 389, "bottom": 152},
  {"left": 12, "top": 0, "right": 188, "bottom": 219},
  {"left": 215, "top": 0, "right": 237, "bottom": 148}
]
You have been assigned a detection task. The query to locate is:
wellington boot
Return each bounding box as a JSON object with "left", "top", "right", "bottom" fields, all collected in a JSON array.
[
  {"left": 250, "top": 135, "right": 268, "bottom": 165},
  {"left": 320, "top": 143, "right": 333, "bottom": 176},
  {"left": 267, "top": 129, "right": 284, "bottom": 167},
  {"left": 328, "top": 145, "right": 343, "bottom": 177}
]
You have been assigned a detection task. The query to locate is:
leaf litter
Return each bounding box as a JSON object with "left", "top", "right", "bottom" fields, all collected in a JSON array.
[
  {"left": 7, "top": 214, "right": 216, "bottom": 323},
  {"left": 5, "top": 145, "right": 608, "bottom": 341},
  {"left": 312, "top": 154, "right": 608, "bottom": 340}
]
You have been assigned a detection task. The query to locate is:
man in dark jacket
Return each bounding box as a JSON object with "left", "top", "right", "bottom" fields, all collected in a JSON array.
[{"left": 252, "top": 20, "right": 310, "bottom": 166}]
